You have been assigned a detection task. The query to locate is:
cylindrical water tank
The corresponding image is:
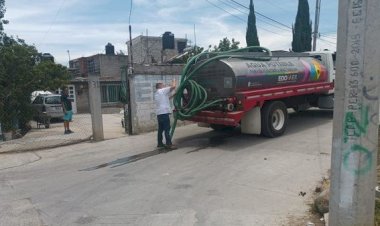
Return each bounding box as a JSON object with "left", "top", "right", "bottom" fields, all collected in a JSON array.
[
  {"left": 192, "top": 57, "right": 329, "bottom": 98},
  {"left": 105, "top": 43, "right": 115, "bottom": 55},
  {"left": 162, "top": 32, "right": 175, "bottom": 50}
]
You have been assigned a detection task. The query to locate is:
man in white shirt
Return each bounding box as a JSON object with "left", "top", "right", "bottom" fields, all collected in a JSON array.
[{"left": 155, "top": 79, "right": 177, "bottom": 150}]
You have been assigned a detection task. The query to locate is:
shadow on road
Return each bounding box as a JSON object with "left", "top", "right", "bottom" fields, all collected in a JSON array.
[
  {"left": 80, "top": 149, "right": 163, "bottom": 171},
  {"left": 176, "top": 109, "right": 333, "bottom": 152},
  {"left": 81, "top": 109, "right": 333, "bottom": 170}
]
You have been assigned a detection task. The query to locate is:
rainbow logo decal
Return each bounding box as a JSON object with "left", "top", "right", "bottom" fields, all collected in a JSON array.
[{"left": 300, "top": 59, "right": 327, "bottom": 82}]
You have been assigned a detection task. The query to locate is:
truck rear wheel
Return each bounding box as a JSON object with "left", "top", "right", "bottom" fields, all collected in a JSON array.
[{"left": 261, "top": 101, "right": 288, "bottom": 138}]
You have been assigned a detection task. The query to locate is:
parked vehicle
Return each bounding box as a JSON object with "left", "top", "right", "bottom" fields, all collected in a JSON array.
[
  {"left": 32, "top": 94, "right": 64, "bottom": 121},
  {"left": 173, "top": 48, "right": 335, "bottom": 137},
  {"left": 30, "top": 90, "right": 53, "bottom": 102}
]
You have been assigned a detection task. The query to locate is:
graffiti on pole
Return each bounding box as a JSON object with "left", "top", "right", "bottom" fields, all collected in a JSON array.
[{"left": 340, "top": 0, "right": 379, "bottom": 175}]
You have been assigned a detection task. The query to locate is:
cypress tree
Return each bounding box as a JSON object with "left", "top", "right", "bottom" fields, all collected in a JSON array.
[
  {"left": 0, "top": 0, "right": 5, "bottom": 32},
  {"left": 292, "top": 0, "right": 312, "bottom": 52},
  {"left": 246, "top": 0, "right": 260, "bottom": 47}
]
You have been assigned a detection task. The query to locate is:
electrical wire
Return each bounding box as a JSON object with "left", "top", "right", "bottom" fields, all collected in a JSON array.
[
  {"left": 228, "top": 0, "right": 319, "bottom": 38},
  {"left": 206, "top": 0, "right": 318, "bottom": 39},
  {"left": 319, "top": 37, "right": 336, "bottom": 45},
  {"left": 318, "top": 38, "right": 336, "bottom": 48},
  {"left": 217, "top": 0, "right": 247, "bottom": 15},
  {"left": 260, "top": 0, "right": 292, "bottom": 13},
  {"left": 170, "top": 46, "right": 272, "bottom": 137},
  {"left": 205, "top": 0, "right": 246, "bottom": 22},
  {"left": 41, "top": 0, "right": 66, "bottom": 43},
  {"left": 217, "top": 0, "right": 291, "bottom": 32},
  {"left": 228, "top": 0, "right": 293, "bottom": 30},
  {"left": 204, "top": 0, "right": 288, "bottom": 37},
  {"left": 320, "top": 33, "right": 337, "bottom": 39}
]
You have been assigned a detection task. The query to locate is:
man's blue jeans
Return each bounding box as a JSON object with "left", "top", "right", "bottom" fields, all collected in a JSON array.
[{"left": 157, "top": 113, "right": 172, "bottom": 146}]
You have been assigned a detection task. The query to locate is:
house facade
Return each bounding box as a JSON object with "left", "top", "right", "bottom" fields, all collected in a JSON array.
[
  {"left": 67, "top": 34, "right": 189, "bottom": 133},
  {"left": 69, "top": 49, "right": 129, "bottom": 113}
]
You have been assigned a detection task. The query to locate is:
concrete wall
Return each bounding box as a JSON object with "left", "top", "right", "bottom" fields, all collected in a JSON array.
[
  {"left": 131, "top": 36, "right": 163, "bottom": 64},
  {"left": 128, "top": 64, "right": 184, "bottom": 133},
  {"left": 130, "top": 74, "right": 181, "bottom": 134},
  {"left": 128, "top": 35, "right": 187, "bottom": 64},
  {"left": 74, "top": 82, "right": 90, "bottom": 113},
  {"left": 72, "top": 62, "right": 185, "bottom": 133},
  {"left": 99, "top": 55, "right": 128, "bottom": 79}
]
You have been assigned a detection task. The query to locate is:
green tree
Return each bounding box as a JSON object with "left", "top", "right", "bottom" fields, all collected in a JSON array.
[
  {"left": 0, "top": 0, "right": 4, "bottom": 32},
  {"left": 0, "top": 39, "right": 39, "bottom": 131},
  {"left": 0, "top": 0, "right": 9, "bottom": 44},
  {"left": 0, "top": 39, "right": 70, "bottom": 132},
  {"left": 246, "top": 0, "right": 260, "bottom": 47},
  {"left": 0, "top": 1, "right": 69, "bottom": 132},
  {"left": 292, "top": 0, "right": 312, "bottom": 52},
  {"left": 214, "top": 37, "right": 240, "bottom": 52},
  {"left": 33, "top": 61, "right": 70, "bottom": 91}
]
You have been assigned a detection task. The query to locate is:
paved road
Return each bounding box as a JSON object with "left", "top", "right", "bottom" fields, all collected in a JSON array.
[{"left": 0, "top": 109, "right": 333, "bottom": 226}]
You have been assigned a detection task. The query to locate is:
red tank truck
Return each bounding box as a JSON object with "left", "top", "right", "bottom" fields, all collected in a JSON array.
[{"left": 173, "top": 48, "right": 335, "bottom": 138}]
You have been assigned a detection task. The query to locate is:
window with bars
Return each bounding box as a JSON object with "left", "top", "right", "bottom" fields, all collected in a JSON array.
[{"left": 101, "top": 84, "right": 121, "bottom": 103}]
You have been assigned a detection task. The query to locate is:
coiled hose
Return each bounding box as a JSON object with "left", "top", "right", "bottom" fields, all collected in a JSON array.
[{"left": 170, "top": 46, "right": 273, "bottom": 137}]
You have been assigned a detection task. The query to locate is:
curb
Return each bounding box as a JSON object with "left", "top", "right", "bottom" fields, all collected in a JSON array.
[{"left": 0, "top": 136, "right": 92, "bottom": 154}]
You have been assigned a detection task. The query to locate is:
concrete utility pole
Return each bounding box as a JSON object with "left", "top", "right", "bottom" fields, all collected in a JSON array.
[
  {"left": 312, "top": 0, "right": 321, "bottom": 51},
  {"left": 88, "top": 74, "right": 104, "bottom": 141},
  {"left": 126, "top": 24, "right": 133, "bottom": 135},
  {"left": 329, "top": 0, "right": 380, "bottom": 225}
]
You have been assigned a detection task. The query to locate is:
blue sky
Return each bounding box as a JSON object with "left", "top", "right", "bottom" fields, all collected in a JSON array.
[{"left": 3, "top": 0, "right": 338, "bottom": 65}]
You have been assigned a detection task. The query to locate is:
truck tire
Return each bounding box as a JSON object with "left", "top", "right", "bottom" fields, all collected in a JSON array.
[{"left": 261, "top": 101, "right": 288, "bottom": 138}]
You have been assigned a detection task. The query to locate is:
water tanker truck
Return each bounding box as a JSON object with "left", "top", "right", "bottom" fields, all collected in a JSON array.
[{"left": 171, "top": 47, "right": 335, "bottom": 137}]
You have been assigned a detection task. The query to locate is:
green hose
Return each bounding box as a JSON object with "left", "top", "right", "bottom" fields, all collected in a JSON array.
[{"left": 170, "top": 46, "right": 273, "bottom": 137}]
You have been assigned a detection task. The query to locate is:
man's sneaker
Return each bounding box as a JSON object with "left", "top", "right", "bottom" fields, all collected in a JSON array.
[
  {"left": 64, "top": 131, "right": 70, "bottom": 135},
  {"left": 156, "top": 145, "right": 166, "bottom": 151},
  {"left": 156, "top": 145, "right": 167, "bottom": 153},
  {"left": 166, "top": 145, "right": 178, "bottom": 150},
  {"left": 67, "top": 130, "right": 74, "bottom": 133}
]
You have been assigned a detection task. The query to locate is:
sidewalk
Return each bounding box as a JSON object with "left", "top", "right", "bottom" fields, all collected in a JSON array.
[{"left": 0, "top": 114, "right": 126, "bottom": 153}]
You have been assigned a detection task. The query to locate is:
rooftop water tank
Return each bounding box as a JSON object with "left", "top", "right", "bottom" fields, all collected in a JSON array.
[
  {"left": 162, "top": 32, "right": 175, "bottom": 50},
  {"left": 105, "top": 43, "right": 115, "bottom": 55}
]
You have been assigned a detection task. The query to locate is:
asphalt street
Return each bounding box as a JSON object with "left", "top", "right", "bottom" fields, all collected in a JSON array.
[{"left": 0, "top": 109, "right": 333, "bottom": 226}]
